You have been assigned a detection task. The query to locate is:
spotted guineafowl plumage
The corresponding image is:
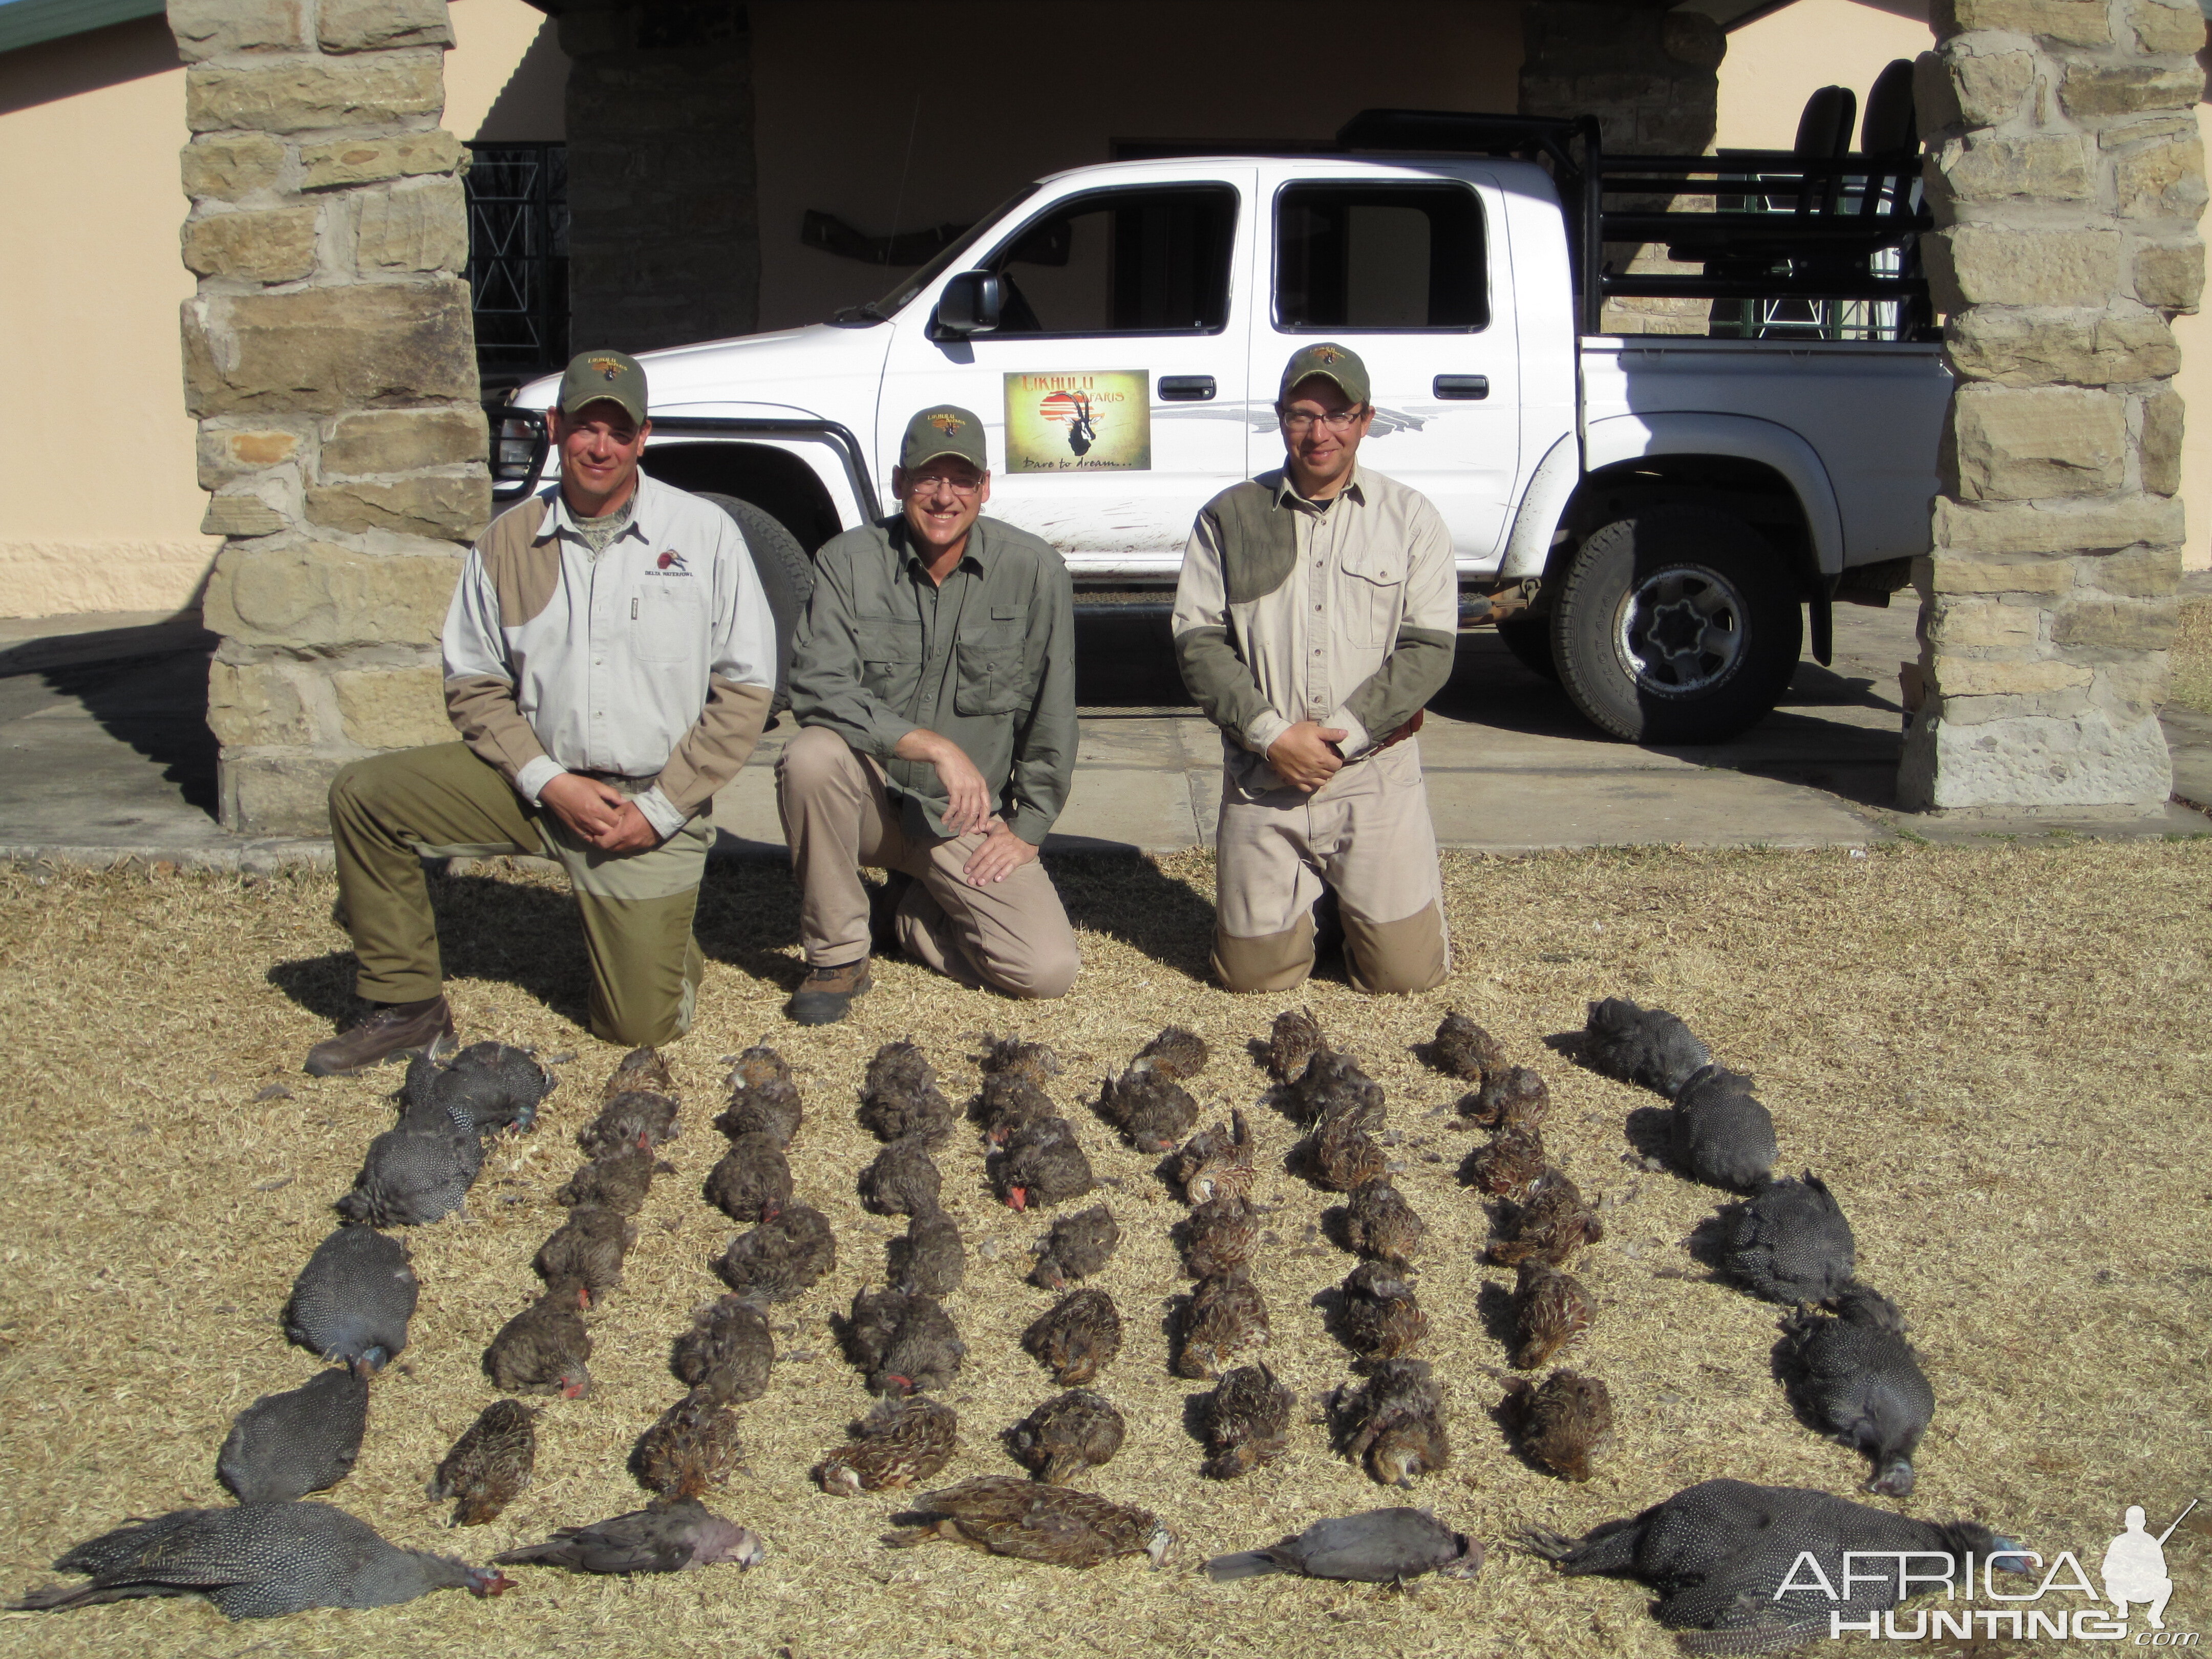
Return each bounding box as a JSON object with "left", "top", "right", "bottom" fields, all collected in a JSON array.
[
  {"left": 1583, "top": 997, "right": 1711, "bottom": 1096},
  {"left": 1715, "top": 1174, "right": 1855, "bottom": 1304},
  {"left": 1780, "top": 1284, "right": 1936, "bottom": 1496},
  {"left": 335, "top": 1114, "right": 483, "bottom": 1226},
  {"left": 217, "top": 1366, "right": 370, "bottom": 1503},
  {"left": 284, "top": 1226, "right": 417, "bottom": 1371}
]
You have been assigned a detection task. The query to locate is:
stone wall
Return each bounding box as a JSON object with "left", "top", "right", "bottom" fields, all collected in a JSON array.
[
  {"left": 1901, "top": 0, "right": 2206, "bottom": 810},
  {"left": 1518, "top": 0, "right": 1727, "bottom": 335},
  {"left": 173, "top": 0, "right": 488, "bottom": 836},
  {"left": 557, "top": 0, "right": 759, "bottom": 353}
]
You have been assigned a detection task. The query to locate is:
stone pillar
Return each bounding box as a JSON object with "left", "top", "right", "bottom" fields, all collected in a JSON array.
[
  {"left": 1518, "top": 0, "right": 1727, "bottom": 335},
  {"left": 173, "top": 0, "right": 490, "bottom": 836},
  {"left": 1901, "top": 0, "right": 2206, "bottom": 811},
  {"left": 557, "top": 0, "right": 758, "bottom": 353}
]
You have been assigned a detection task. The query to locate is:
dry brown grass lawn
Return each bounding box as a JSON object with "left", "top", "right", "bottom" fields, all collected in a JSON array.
[
  {"left": 2174, "top": 595, "right": 2212, "bottom": 714},
  {"left": 0, "top": 843, "right": 2207, "bottom": 1658}
]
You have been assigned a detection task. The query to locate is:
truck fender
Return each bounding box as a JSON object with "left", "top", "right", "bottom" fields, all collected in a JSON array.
[
  {"left": 1577, "top": 411, "right": 1847, "bottom": 578},
  {"left": 1498, "top": 432, "right": 1583, "bottom": 581}
]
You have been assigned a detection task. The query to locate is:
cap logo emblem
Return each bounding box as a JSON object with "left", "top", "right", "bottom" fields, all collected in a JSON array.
[
  {"left": 1312, "top": 346, "right": 1341, "bottom": 364},
  {"left": 589, "top": 355, "right": 624, "bottom": 379},
  {"left": 928, "top": 413, "right": 966, "bottom": 433}
]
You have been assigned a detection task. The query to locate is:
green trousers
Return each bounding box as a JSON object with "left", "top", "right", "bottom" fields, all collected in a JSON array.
[{"left": 328, "top": 742, "right": 713, "bottom": 1046}]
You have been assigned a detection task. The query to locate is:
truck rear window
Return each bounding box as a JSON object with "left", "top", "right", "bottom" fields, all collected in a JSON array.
[{"left": 1275, "top": 182, "right": 1488, "bottom": 332}]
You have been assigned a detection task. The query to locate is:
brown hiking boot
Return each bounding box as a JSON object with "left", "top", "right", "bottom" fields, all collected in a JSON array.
[
  {"left": 785, "top": 958, "right": 872, "bottom": 1027},
  {"left": 303, "top": 994, "right": 456, "bottom": 1076}
]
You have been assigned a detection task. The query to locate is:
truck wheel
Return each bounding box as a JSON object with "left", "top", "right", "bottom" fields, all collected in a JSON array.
[
  {"left": 698, "top": 493, "right": 815, "bottom": 712},
  {"left": 1548, "top": 506, "right": 1801, "bottom": 743},
  {"left": 1495, "top": 611, "right": 1559, "bottom": 682}
]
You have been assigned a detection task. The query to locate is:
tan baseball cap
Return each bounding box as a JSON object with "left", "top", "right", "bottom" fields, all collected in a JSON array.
[
  {"left": 899, "top": 405, "right": 990, "bottom": 473},
  {"left": 1279, "top": 342, "right": 1370, "bottom": 407},
  {"left": 559, "top": 349, "right": 648, "bottom": 423}
]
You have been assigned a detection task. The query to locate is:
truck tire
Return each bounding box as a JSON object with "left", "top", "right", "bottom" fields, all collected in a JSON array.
[
  {"left": 698, "top": 493, "right": 815, "bottom": 712},
  {"left": 1495, "top": 611, "right": 1559, "bottom": 682},
  {"left": 1548, "top": 505, "right": 1801, "bottom": 744}
]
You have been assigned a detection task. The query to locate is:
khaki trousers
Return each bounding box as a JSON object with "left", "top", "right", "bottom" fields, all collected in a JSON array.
[
  {"left": 775, "top": 725, "right": 1079, "bottom": 998},
  {"left": 328, "top": 742, "right": 713, "bottom": 1046},
  {"left": 1212, "top": 736, "right": 1451, "bottom": 995}
]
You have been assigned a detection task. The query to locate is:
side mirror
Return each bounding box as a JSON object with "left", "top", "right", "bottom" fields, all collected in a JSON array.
[{"left": 933, "top": 271, "right": 1003, "bottom": 338}]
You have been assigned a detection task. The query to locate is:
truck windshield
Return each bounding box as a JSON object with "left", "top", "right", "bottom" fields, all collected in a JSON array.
[{"left": 837, "top": 185, "right": 1041, "bottom": 324}]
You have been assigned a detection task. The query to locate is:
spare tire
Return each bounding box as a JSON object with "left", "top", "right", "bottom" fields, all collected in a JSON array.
[{"left": 698, "top": 493, "right": 815, "bottom": 712}]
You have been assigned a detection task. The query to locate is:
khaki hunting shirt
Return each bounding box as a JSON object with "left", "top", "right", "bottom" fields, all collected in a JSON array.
[
  {"left": 441, "top": 472, "right": 779, "bottom": 840},
  {"left": 1171, "top": 463, "right": 1458, "bottom": 792},
  {"left": 788, "top": 514, "right": 1076, "bottom": 845}
]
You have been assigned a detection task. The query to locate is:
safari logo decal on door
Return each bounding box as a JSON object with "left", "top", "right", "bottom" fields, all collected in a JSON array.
[{"left": 1003, "top": 372, "right": 1152, "bottom": 472}]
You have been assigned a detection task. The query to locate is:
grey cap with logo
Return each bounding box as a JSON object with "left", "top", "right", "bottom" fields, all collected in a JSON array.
[
  {"left": 559, "top": 349, "right": 649, "bottom": 423},
  {"left": 1278, "top": 342, "right": 1371, "bottom": 407},
  {"left": 900, "top": 404, "right": 990, "bottom": 473}
]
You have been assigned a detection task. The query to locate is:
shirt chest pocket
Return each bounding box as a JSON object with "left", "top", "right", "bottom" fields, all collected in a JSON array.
[
  {"left": 857, "top": 614, "right": 924, "bottom": 705},
  {"left": 1336, "top": 540, "right": 1407, "bottom": 650},
  {"left": 954, "top": 603, "right": 1035, "bottom": 717},
  {"left": 631, "top": 581, "right": 705, "bottom": 663}
]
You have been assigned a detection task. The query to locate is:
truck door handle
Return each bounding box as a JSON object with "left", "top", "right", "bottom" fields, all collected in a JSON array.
[
  {"left": 1434, "top": 374, "right": 1488, "bottom": 399},
  {"left": 1158, "top": 375, "right": 1216, "bottom": 401}
]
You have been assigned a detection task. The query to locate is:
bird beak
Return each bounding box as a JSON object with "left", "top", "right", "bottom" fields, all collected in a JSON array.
[{"left": 1008, "top": 1187, "right": 1028, "bottom": 1211}]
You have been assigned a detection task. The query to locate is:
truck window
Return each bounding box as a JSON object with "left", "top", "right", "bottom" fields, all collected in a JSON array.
[
  {"left": 979, "top": 185, "right": 1238, "bottom": 336},
  {"left": 1275, "top": 183, "right": 1488, "bottom": 332}
]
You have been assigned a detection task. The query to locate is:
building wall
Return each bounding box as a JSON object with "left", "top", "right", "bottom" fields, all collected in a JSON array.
[
  {"left": 1715, "top": 0, "right": 2212, "bottom": 571},
  {"left": 0, "top": 0, "right": 555, "bottom": 621}
]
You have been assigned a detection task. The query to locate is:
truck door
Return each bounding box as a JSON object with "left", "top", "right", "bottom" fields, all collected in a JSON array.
[
  {"left": 876, "top": 173, "right": 1256, "bottom": 573},
  {"left": 1263, "top": 172, "right": 1520, "bottom": 561}
]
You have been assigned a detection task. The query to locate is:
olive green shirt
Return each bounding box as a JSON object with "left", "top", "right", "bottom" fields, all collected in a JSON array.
[{"left": 788, "top": 514, "right": 1077, "bottom": 845}]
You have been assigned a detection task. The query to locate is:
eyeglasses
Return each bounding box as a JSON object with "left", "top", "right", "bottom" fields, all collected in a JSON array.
[
  {"left": 904, "top": 470, "right": 984, "bottom": 496},
  {"left": 1278, "top": 406, "right": 1367, "bottom": 434}
]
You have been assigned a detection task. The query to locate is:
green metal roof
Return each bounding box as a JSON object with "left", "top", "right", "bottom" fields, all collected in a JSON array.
[{"left": 0, "top": 0, "right": 169, "bottom": 56}]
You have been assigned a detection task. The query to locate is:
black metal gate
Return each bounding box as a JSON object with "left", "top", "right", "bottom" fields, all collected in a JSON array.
[{"left": 463, "top": 141, "right": 569, "bottom": 392}]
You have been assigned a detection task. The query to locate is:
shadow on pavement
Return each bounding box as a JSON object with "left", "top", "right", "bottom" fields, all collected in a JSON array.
[{"left": 38, "top": 649, "right": 222, "bottom": 818}]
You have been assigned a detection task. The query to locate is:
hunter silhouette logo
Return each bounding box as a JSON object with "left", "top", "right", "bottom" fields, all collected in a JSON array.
[
  {"left": 928, "top": 412, "right": 966, "bottom": 433},
  {"left": 1001, "top": 371, "right": 1151, "bottom": 473}
]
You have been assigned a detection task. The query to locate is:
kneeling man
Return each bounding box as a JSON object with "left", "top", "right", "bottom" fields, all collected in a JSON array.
[
  {"left": 1173, "top": 344, "right": 1455, "bottom": 995},
  {"left": 776, "top": 405, "right": 1079, "bottom": 1025}
]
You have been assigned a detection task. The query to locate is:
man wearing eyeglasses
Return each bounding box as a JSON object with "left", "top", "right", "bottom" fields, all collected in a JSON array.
[
  {"left": 775, "top": 404, "right": 1080, "bottom": 1025},
  {"left": 1172, "top": 343, "right": 1456, "bottom": 995}
]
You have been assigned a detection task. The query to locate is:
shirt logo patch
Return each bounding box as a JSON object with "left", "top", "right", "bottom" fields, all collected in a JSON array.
[
  {"left": 656, "top": 550, "right": 688, "bottom": 573},
  {"left": 928, "top": 412, "right": 966, "bottom": 433}
]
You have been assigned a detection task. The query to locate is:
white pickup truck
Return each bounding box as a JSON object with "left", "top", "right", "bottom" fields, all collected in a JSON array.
[{"left": 496, "top": 110, "right": 1947, "bottom": 743}]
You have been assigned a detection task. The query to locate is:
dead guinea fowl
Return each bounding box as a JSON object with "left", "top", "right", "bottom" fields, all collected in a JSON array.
[
  {"left": 1525, "top": 1479, "right": 2019, "bottom": 1654},
  {"left": 1176, "top": 1110, "right": 1255, "bottom": 1206},
  {"left": 1304, "top": 1101, "right": 1388, "bottom": 1192},
  {"left": 1179, "top": 1193, "right": 1259, "bottom": 1279},
  {"left": 1207, "top": 1508, "right": 1483, "bottom": 1584},
  {"left": 713, "top": 1076, "right": 803, "bottom": 1148},
  {"left": 401, "top": 1041, "right": 551, "bottom": 1137},
  {"left": 1582, "top": 996, "right": 1712, "bottom": 1096},
  {"left": 990, "top": 1115, "right": 1096, "bottom": 1210},
  {"left": 335, "top": 1114, "right": 483, "bottom": 1227},
  {"left": 1029, "top": 1203, "right": 1119, "bottom": 1291},
  {"left": 632, "top": 1389, "right": 746, "bottom": 1500},
  {"left": 494, "top": 1499, "right": 763, "bottom": 1576},
  {"left": 845, "top": 1287, "right": 966, "bottom": 1395},
  {"left": 1429, "top": 1011, "right": 1504, "bottom": 1081},
  {"left": 1465, "top": 1123, "right": 1548, "bottom": 1202},
  {"left": 1096, "top": 1067, "right": 1200, "bottom": 1154},
  {"left": 883, "top": 1477, "right": 1171, "bottom": 1568},
  {"left": 670, "top": 1294, "right": 775, "bottom": 1405},
  {"left": 815, "top": 1395, "right": 960, "bottom": 1495},
  {"left": 578, "top": 1090, "right": 680, "bottom": 1160},
  {"left": 1287, "top": 1049, "right": 1385, "bottom": 1128},
  {"left": 1716, "top": 1172, "right": 1855, "bottom": 1304},
  {"left": 1332, "top": 1357, "right": 1450, "bottom": 1488},
  {"left": 704, "top": 1132, "right": 793, "bottom": 1224},
  {"left": 1346, "top": 1179, "right": 1427, "bottom": 1266},
  {"left": 1266, "top": 1007, "right": 1326, "bottom": 1084},
  {"left": 888, "top": 1204, "right": 965, "bottom": 1296},
  {"left": 859, "top": 1136, "right": 943, "bottom": 1216},
  {"left": 1132, "top": 1025, "right": 1209, "bottom": 1081},
  {"left": 483, "top": 1284, "right": 593, "bottom": 1398},
  {"left": 284, "top": 1225, "right": 417, "bottom": 1371},
  {"left": 1671, "top": 1065, "right": 1779, "bottom": 1192},
  {"left": 1486, "top": 1169, "right": 1603, "bottom": 1268},
  {"left": 1023, "top": 1288, "right": 1123, "bottom": 1386},
  {"left": 217, "top": 1366, "right": 369, "bottom": 1504},
  {"left": 1500, "top": 1369, "right": 1614, "bottom": 1482},
  {"left": 1513, "top": 1259, "right": 1595, "bottom": 1370},
  {"left": 715, "top": 1202, "right": 837, "bottom": 1302},
  {"left": 534, "top": 1204, "right": 637, "bottom": 1305},
  {"left": 1462, "top": 1064, "right": 1550, "bottom": 1132},
  {"left": 12, "top": 1503, "right": 511, "bottom": 1617},
  {"left": 429, "top": 1399, "right": 537, "bottom": 1526},
  {"left": 1338, "top": 1261, "right": 1429, "bottom": 1362},
  {"left": 604, "top": 1045, "right": 677, "bottom": 1100},
  {"left": 1199, "top": 1362, "right": 1294, "bottom": 1479},
  {"left": 1780, "top": 1284, "right": 1936, "bottom": 1497},
  {"left": 554, "top": 1145, "right": 670, "bottom": 1216},
  {"left": 975, "top": 1070, "right": 1057, "bottom": 1146},
  {"left": 979, "top": 1031, "right": 1064, "bottom": 1087},
  {"left": 1010, "top": 1389, "right": 1125, "bottom": 1484},
  {"left": 1175, "top": 1270, "right": 1271, "bottom": 1379}
]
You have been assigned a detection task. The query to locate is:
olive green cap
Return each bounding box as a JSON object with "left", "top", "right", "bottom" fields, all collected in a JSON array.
[
  {"left": 899, "top": 404, "right": 990, "bottom": 473},
  {"left": 1278, "top": 342, "right": 1370, "bottom": 407},
  {"left": 559, "top": 349, "right": 648, "bottom": 423}
]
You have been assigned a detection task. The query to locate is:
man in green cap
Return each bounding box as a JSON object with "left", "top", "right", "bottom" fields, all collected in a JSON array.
[
  {"left": 1171, "top": 343, "right": 1456, "bottom": 995},
  {"left": 776, "top": 403, "right": 1080, "bottom": 1024},
  {"left": 301, "top": 348, "right": 781, "bottom": 1073}
]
